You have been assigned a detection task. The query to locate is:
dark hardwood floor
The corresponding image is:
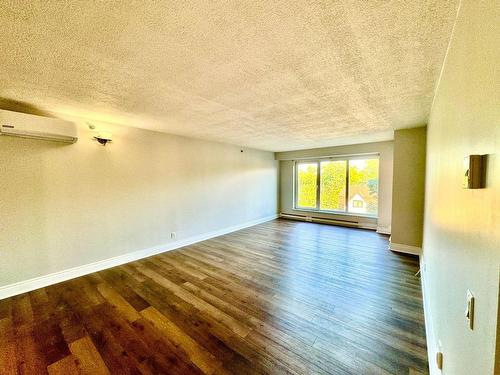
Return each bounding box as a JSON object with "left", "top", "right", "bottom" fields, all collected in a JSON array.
[{"left": 0, "top": 219, "right": 428, "bottom": 374}]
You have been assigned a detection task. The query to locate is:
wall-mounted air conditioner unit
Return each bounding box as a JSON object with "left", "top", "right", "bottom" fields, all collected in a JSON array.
[{"left": 0, "top": 109, "right": 78, "bottom": 143}]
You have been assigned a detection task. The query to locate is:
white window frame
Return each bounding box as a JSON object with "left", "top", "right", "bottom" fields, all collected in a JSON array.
[{"left": 293, "top": 154, "right": 379, "bottom": 218}]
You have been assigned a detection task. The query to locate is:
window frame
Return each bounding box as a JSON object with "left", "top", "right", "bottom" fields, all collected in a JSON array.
[{"left": 293, "top": 154, "right": 379, "bottom": 218}]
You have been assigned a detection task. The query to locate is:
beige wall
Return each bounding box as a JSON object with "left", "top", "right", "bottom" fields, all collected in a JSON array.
[
  {"left": 391, "top": 127, "right": 426, "bottom": 249},
  {"left": 276, "top": 141, "right": 393, "bottom": 232},
  {"left": 0, "top": 120, "right": 278, "bottom": 287},
  {"left": 422, "top": 1, "right": 499, "bottom": 374}
]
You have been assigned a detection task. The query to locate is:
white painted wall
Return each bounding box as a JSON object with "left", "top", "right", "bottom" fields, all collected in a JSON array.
[
  {"left": 0, "top": 119, "right": 278, "bottom": 288},
  {"left": 276, "top": 141, "right": 393, "bottom": 232},
  {"left": 422, "top": 1, "right": 499, "bottom": 374}
]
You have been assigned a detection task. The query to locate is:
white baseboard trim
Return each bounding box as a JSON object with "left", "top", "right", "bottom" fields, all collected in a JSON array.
[
  {"left": 0, "top": 214, "right": 278, "bottom": 300},
  {"left": 376, "top": 225, "right": 391, "bottom": 235},
  {"left": 420, "top": 257, "right": 439, "bottom": 375},
  {"left": 389, "top": 242, "right": 422, "bottom": 255}
]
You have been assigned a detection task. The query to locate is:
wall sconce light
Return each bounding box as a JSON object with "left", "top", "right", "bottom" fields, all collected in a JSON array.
[
  {"left": 463, "top": 155, "right": 486, "bottom": 188},
  {"left": 87, "top": 122, "right": 112, "bottom": 146},
  {"left": 94, "top": 131, "right": 113, "bottom": 146}
]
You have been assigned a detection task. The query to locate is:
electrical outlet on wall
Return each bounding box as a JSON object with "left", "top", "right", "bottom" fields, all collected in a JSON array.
[{"left": 170, "top": 232, "right": 176, "bottom": 240}]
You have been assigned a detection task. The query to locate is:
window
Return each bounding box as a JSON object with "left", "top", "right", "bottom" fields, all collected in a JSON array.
[
  {"left": 352, "top": 200, "right": 363, "bottom": 208},
  {"left": 296, "top": 162, "right": 318, "bottom": 209},
  {"left": 294, "top": 156, "right": 379, "bottom": 216},
  {"left": 320, "top": 160, "right": 347, "bottom": 211}
]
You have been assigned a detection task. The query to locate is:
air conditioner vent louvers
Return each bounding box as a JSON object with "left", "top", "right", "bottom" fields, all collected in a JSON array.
[{"left": 0, "top": 110, "right": 78, "bottom": 144}]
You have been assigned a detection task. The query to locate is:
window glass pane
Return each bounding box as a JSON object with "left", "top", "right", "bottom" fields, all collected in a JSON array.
[
  {"left": 296, "top": 162, "right": 318, "bottom": 208},
  {"left": 348, "top": 158, "right": 379, "bottom": 215},
  {"left": 320, "top": 160, "right": 347, "bottom": 211}
]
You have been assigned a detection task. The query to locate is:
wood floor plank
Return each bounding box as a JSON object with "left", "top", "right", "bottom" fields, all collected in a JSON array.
[
  {"left": 141, "top": 306, "right": 223, "bottom": 374},
  {"left": 136, "top": 266, "right": 252, "bottom": 338},
  {"left": 131, "top": 278, "right": 259, "bottom": 373},
  {"left": 97, "top": 269, "right": 150, "bottom": 312},
  {"left": 12, "top": 294, "right": 33, "bottom": 327},
  {"left": 0, "top": 318, "right": 17, "bottom": 375},
  {"left": 78, "top": 305, "right": 143, "bottom": 374},
  {"left": 14, "top": 323, "right": 48, "bottom": 375},
  {"left": 69, "top": 336, "right": 110, "bottom": 375},
  {"left": 0, "top": 219, "right": 428, "bottom": 374},
  {"left": 94, "top": 301, "right": 200, "bottom": 374},
  {"left": 46, "top": 355, "right": 80, "bottom": 375},
  {"left": 96, "top": 283, "right": 141, "bottom": 323},
  {"left": 33, "top": 317, "right": 71, "bottom": 367}
]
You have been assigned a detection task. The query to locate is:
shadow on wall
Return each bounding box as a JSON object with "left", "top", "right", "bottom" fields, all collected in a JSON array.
[
  {"left": 0, "top": 97, "right": 54, "bottom": 117},
  {"left": 0, "top": 98, "right": 73, "bottom": 285}
]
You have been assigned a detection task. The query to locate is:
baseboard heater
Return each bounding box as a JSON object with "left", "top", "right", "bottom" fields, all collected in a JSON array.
[{"left": 279, "top": 213, "right": 373, "bottom": 230}]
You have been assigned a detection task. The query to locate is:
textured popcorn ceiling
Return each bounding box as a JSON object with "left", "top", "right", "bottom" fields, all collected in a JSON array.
[{"left": 0, "top": 1, "right": 458, "bottom": 151}]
